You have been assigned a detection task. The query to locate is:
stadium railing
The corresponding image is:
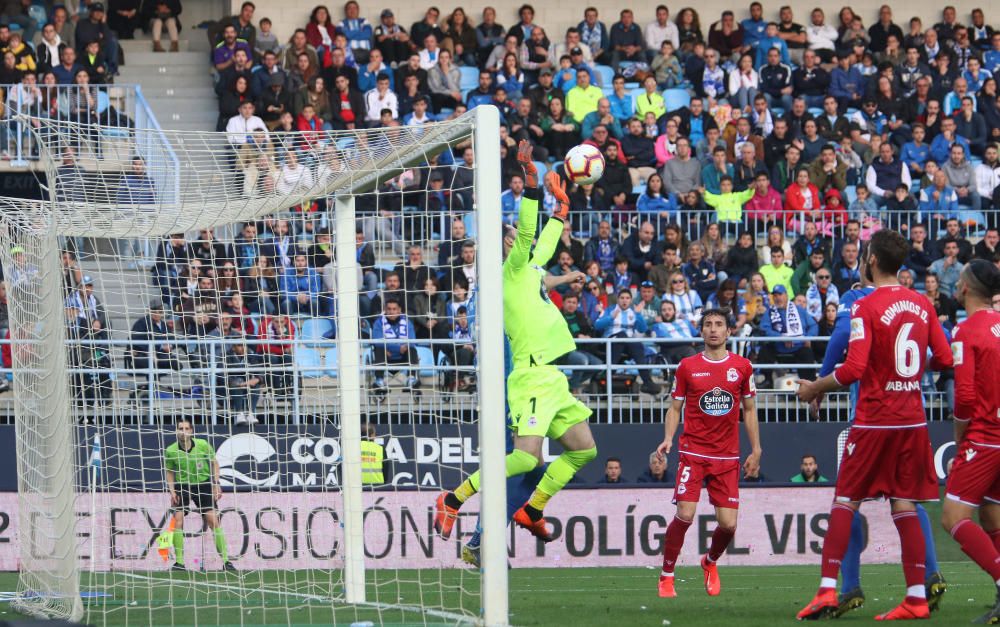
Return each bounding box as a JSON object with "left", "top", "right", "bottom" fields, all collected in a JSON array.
[
  {"left": 0, "top": 335, "right": 953, "bottom": 425},
  {"left": 0, "top": 82, "right": 138, "bottom": 166}
]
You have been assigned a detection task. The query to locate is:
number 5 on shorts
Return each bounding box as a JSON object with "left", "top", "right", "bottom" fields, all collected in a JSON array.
[{"left": 677, "top": 465, "right": 691, "bottom": 495}]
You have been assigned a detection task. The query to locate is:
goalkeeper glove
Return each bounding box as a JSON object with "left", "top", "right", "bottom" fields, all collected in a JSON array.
[
  {"left": 515, "top": 139, "right": 538, "bottom": 188},
  {"left": 544, "top": 171, "right": 569, "bottom": 221}
]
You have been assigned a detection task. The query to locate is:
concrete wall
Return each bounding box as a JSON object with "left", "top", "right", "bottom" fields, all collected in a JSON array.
[{"left": 230, "top": 0, "right": 988, "bottom": 53}]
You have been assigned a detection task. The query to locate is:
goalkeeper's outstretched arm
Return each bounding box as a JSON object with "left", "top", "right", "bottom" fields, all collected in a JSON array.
[{"left": 506, "top": 140, "right": 539, "bottom": 272}]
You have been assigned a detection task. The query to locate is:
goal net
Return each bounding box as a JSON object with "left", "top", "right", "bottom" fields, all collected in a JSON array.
[{"left": 0, "top": 107, "right": 507, "bottom": 625}]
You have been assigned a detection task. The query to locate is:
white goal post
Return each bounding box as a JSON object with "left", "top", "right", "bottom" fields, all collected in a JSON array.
[{"left": 0, "top": 105, "right": 508, "bottom": 625}]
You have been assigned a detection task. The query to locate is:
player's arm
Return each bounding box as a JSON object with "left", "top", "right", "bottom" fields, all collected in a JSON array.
[
  {"left": 741, "top": 395, "right": 762, "bottom": 478},
  {"left": 530, "top": 172, "right": 571, "bottom": 266},
  {"left": 951, "top": 330, "right": 975, "bottom": 443},
  {"left": 926, "top": 311, "right": 954, "bottom": 371},
  {"left": 506, "top": 140, "right": 539, "bottom": 272},
  {"left": 544, "top": 271, "right": 586, "bottom": 290},
  {"left": 657, "top": 397, "right": 684, "bottom": 459},
  {"left": 818, "top": 311, "right": 851, "bottom": 377},
  {"left": 798, "top": 307, "right": 871, "bottom": 402}
]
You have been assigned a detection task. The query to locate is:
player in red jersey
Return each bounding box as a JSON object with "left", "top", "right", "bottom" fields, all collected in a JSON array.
[
  {"left": 941, "top": 260, "right": 1000, "bottom": 625},
  {"left": 655, "top": 308, "right": 761, "bottom": 599},
  {"left": 795, "top": 229, "right": 954, "bottom": 621}
]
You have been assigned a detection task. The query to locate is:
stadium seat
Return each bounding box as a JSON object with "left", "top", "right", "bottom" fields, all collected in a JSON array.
[
  {"left": 300, "top": 318, "right": 334, "bottom": 347},
  {"left": 295, "top": 346, "right": 325, "bottom": 379},
  {"left": 843, "top": 185, "right": 857, "bottom": 206},
  {"left": 459, "top": 66, "right": 479, "bottom": 91},
  {"left": 662, "top": 88, "right": 691, "bottom": 112},
  {"left": 416, "top": 345, "right": 435, "bottom": 378},
  {"left": 808, "top": 107, "right": 823, "bottom": 117},
  {"left": 28, "top": 3, "right": 45, "bottom": 29},
  {"left": 628, "top": 86, "right": 647, "bottom": 105},
  {"left": 594, "top": 65, "right": 614, "bottom": 87},
  {"left": 324, "top": 347, "right": 339, "bottom": 378},
  {"left": 533, "top": 161, "right": 548, "bottom": 179}
]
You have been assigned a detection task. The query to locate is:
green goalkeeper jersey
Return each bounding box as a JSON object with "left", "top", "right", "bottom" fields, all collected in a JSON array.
[
  {"left": 164, "top": 438, "right": 216, "bottom": 485},
  {"left": 503, "top": 187, "right": 577, "bottom": 370}
]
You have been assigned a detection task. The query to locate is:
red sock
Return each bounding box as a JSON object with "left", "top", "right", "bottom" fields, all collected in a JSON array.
[
  {"left": 989, "top": 529, "right": 1000, "bottom": 554},
  {"left": 893, "top": 510, "right": 927, "bottom": 592},
  {"left": 952, "top": 519, "right": 1000, "bottom": 581},
  {"left": 707, "top": 525, "right": 736, "bottom": 562},
  {"left": 820, "top": 503, "right": 856, "bottom": 585},
  {"left": 661, "top": 515, "right": 692, "bottom": 574}
]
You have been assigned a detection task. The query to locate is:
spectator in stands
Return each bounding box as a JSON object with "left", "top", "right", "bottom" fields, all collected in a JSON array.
[
  {"left": 620, "top": 221, "right": 659, "bottom": 280},
  {"left": 363, "top": 73, "right": 397, "bottom": 124},
  {"left": 214, "top": 24, "right": 252, "bottom": 72},
  {"left": 444, "top": 305, "right": 476, "bottom": 391},
  {"left": 866, "top": 141, "right": 912, "bottom": 206},
  {"left": 807, "top": 268, "right": 839, "bottom": 323},
  {"left": 582, "top": 220, "right": 620, "bottom": 276},
  {"left": 256, "top": 313, "right": 295, "bottom": 400},
  {"left": 928, "top": 239, "right": 964, "bottom": 296},
  {"left": 636, "top": 173, "right": 677, "bottom": 220},
  {"left": 373, "top": 9, "right": 410, "bottom": 67},
  {"left": 116, "top": 155, "right": 156, "bottom": 205},
  {"left": 253, "top": 17, "right": 279, "bottom": 60},
  {"left": 140, "top": 0, "right": 181, "bottom": 52},
  {"left": 791, "top": 220, "right": 830, "bottom": 266},
  {"left": 650, "top": 298, "right": 696, "bottom": 362},
  {"left": 757, "top": 284, "right": 817, "bottom": 386},
  {"left": 250, "top": 50, "right": 283, "bottom": 97},
  {"left": 561, "top": 293, "right": 602, "bottom": 392},
  {"left": 595, "top": 288, "right": 659, "bottom": 395},
  {"left": 338, "top": 1, "right": 372, "bottom": 64},
  {"left": 702, "top": 175, "right": 755, "bottom": 227},
  {"left": 637, "top": 451, "right": 671, "bottom": 483},
  {"left": 662, "top": 270, "right": 703, "bottom": 323},
  {"left": 732, "top": 141, "right": 768, "bottom": 192},
  {"left": 791, "top": 247, "right": 829, "bottom": 297},
  {"left": 708, "top": 11, "right": 743, "bottom": 63},
  {"left": 943, "top": 143, "right": 984, "bottom": 220},
  {"left": 279, "top": 253, "right": 321, "bottom": 316},
  {"left": 210, "top": 1, "right": 256, "bottom": 49},
  {"left": 632, "top": 280, "right": 661, "bottom": 326},
  {"left": 428, "top": 49, "right": 462, "bottom": 111},
  {"left": 565, "top": 67, "right": 602, "bottom": 123},
  {"left": 718, "top": 231, "right": 756, "bottom": 289},
  {"left": 129, "top": 299, "right": 179, "bottom": 373},
  {"left": 216, "top": 328, "right": 263, "bottom": 426},
  {"left": 975, "top": 227, "right": 999, "bottom": 261},
  {"left": 759, "top": 46, "right": 794, "bottom": 111},
  {"left": 52, "top": 46, "right": 82, "bottom": 85},
  {"left": 371, "top": 299, "right": 419, "bottom": 395},
  {"left": 759, "top": 246, "right": 795, "bottom": 296},
  {"left": 304, "top": 5, "right": 337, "bottom": 60},
  {"left": 923, "top": 272, "right": 958, "bottom": 329},
  {"left": 598, "top": 457, "right": 624, "bottom": 484},
  {"left": 661, "top": 137, "right": 701, "bottom": 195},
  {"left": 74, "top": 3, "right": 118, "bottom": 75},
  {"left": 790, "top": 454, "right": 829, "bottom": 482},
  {"left": 934, "top": 217, "right": 974, "bottom": 261}
]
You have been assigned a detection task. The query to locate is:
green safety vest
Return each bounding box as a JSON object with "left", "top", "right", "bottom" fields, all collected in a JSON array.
[{"left": 360, "top": 440, "right": 384, "bottom": 485}]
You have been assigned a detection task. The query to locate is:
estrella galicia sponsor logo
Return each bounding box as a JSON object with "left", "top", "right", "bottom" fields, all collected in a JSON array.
[{"left": 699, "top": 387, "right": 735, "bottom": 416}]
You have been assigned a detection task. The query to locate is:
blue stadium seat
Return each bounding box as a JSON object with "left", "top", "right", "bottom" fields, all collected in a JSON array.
[
  {"left": 807, "top": 107, "right": 823, "bottom": 117},
  {"left": 459, "top": 66, "right": 479, "bottom": 91},
  {"left": 301, "top": 317, "right": 334, "bottom": 347},
  {"left": 416, "top": 345, "right": 435, "bottom": 378},
  {"left": 628, "top": 86, "right": 647, "bottom": 106},
  {"left": 662, "top": 88, "right": 691, "bottom": 112},
  {"left": 295, "top": 347, "right": 325, "bottom": 379},
  {"left": 324, "top": 347, "right": 340, "bottom": 378},
  {"left": 533, "top": 160, "right": 548, "bottom": 179},
  {"left": 28, "top": 3, "right": 46, "bottom": 29},
  {"left": 594, "top": 65, "right": 614, "bottom": 87},
  {"left": 843, "top": 185, "right": 857, "bottom": 206}
]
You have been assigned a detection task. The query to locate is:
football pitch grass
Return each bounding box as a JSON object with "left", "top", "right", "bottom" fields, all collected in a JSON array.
[{"left": 0, "top": 562, "right": 995, "bottom": 626}]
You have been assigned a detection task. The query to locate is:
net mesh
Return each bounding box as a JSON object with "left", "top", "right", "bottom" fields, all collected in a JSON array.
[{"left": 0, "top": 112, "right": 495, "bottom": 625}]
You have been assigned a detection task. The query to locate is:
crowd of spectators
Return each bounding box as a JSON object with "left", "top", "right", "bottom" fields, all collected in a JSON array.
[{"left": 8, "top": 2, "right": 1000, "bottom": 418}]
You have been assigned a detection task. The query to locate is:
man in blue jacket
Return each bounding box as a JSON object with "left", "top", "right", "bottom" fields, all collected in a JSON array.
[
  {"left": 756, "top": 284, "right": 817, "bottom": 387},
  {"left": 595, "top": 289, "right": 660, "bottom": 395},
  {"left": 829, "top": 52, "right": 863, "bottom": 112},
  {"left": 279, "top": 254, "right": 322, "bottom": 316},
  {"left": 370, "top": 298, "right": 419, "bottom": 394}
]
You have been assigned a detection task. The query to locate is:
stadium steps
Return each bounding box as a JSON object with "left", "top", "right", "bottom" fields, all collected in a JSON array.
[{"left": 118, "top": 38, "right": 216, "bottom": 132}]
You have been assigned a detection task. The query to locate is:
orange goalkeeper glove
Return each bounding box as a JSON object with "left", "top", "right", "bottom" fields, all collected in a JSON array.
[
  {"left": 544, "top": 171, "right": 569, "bottom": 220},
  {"left": 516, "top": 139, "right": 538, "bottom": 188}
]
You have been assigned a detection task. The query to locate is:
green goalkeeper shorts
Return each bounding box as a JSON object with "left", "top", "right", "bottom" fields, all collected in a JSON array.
[{"left": 507, "top": 365, "right": 591, "bottom": 440}]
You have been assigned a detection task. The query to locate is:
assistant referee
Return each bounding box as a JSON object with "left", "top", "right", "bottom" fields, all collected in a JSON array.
[{"left": 164, "top": 419, "right": 235, "bottom": 572}]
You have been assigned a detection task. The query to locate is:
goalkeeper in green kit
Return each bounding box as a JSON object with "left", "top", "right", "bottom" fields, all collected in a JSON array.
[
  {"left": 163, "top": 419, "right": 236, "bottom": 571},
  {"left": 434, "top": 140, "right": 597, "bottom": 542}
]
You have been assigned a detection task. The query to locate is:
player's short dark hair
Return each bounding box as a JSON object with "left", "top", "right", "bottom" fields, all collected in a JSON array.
[
  {"left": 801, "top": 454, "right": 817, "bottom": 462},
  {"left": 698, "top": 307, "right": 732, "bottom": 330},
  {"left": 614, "top": 255, "right": 628, "bottom": 265},
  {"left": 662, "top": 243, "right": 678, "bottom": 252},
  {"left": 719, "top": 175, "right": 733, "bottom": 184},
  {"left": 963, "top": 259, "right": 1000, "bottom": 298},
  {"left": 617, "top": 288, "right": 632, "bottom": 298},
  {"left": 176, "top": 417, "right": 193, "bottom": 427},
  {"left": 867, "top": 229, "right": 910, "bottom": 275},
  {"left": 770, "top": 246, "right": 784, "bottom": 255},
  {"left": 384, "top": 298, "right": 402, "bottom": 309}
]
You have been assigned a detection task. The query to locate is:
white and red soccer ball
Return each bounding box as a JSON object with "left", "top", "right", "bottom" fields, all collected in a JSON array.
[{"left": 563, "top": 144, "right": 605, "bottom": 185}]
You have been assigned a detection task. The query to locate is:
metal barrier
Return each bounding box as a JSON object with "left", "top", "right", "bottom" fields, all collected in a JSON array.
[{"left": 0, "top": 334, "right": 952, "bottom": 425}]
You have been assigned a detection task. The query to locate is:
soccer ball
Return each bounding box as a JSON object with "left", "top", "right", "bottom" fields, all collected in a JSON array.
[{"left": 563, "top": 144, "right": 606, "bottom": 185}]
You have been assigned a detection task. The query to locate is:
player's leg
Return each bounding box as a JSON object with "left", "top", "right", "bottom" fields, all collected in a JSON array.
[
  {"left": 870, "top": 499, "right": 931, "bottom": 620},
  {"left": 700, "top": 506, "right": 737, "bottom": 596},
  {"left": 796, "top": 499, "right": 859, "bottom": 619},
  {"left": 978, "top": 502, "right": 1000, "bottom": 623},
  {"left": 942, "top": 498, "right": 1000, "bottom": 580},
  {"left": 837, "top": 511, "right": 867, "bottom": 615},
  {"left": 515, "top": 419, "right": 596, "bottom": 537},
  {"left": 200, "top": 486, "right": 235, "bottom": 570},
  {"left": 658, "top": 500, "right": 697, "bottom": 598},
  {"left": 658, "top": 456, "right": 703, "bottom": 598},
  {"left": 171, "top": 508, "right": 186, "bottom": 570},
  {"left": 915, "top": 504, "right": 946, "bottom": 610}
]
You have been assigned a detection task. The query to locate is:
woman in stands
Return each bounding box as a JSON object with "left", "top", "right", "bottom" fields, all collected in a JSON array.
[
  {"left": 540, "top": 96, "right": 580, "bottom": 161},
  {"left": 662, "top": 271, "right": 703, "bottom": 323},
  {"left": 757, "top": 224, "right": 793, "bottom": 266},
  {"left": 306, "top": 5, "right": 337, "bottom": 62},
  {"left": 742, "top": 271, "right": 770, "bottom": 326},
  {"left": 217, "top": 75, "right": 252, "bottom": 131},
  {"left": 699, "top": 223, "right": 730, "bottom": 269},
  {"left": 444, "top": 7, "right": 477, "bottom": 67}
]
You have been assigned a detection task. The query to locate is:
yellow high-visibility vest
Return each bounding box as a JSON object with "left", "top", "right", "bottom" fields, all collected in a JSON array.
[{"left": 360, "top": 440, "right": 384, "bottom": 485}]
